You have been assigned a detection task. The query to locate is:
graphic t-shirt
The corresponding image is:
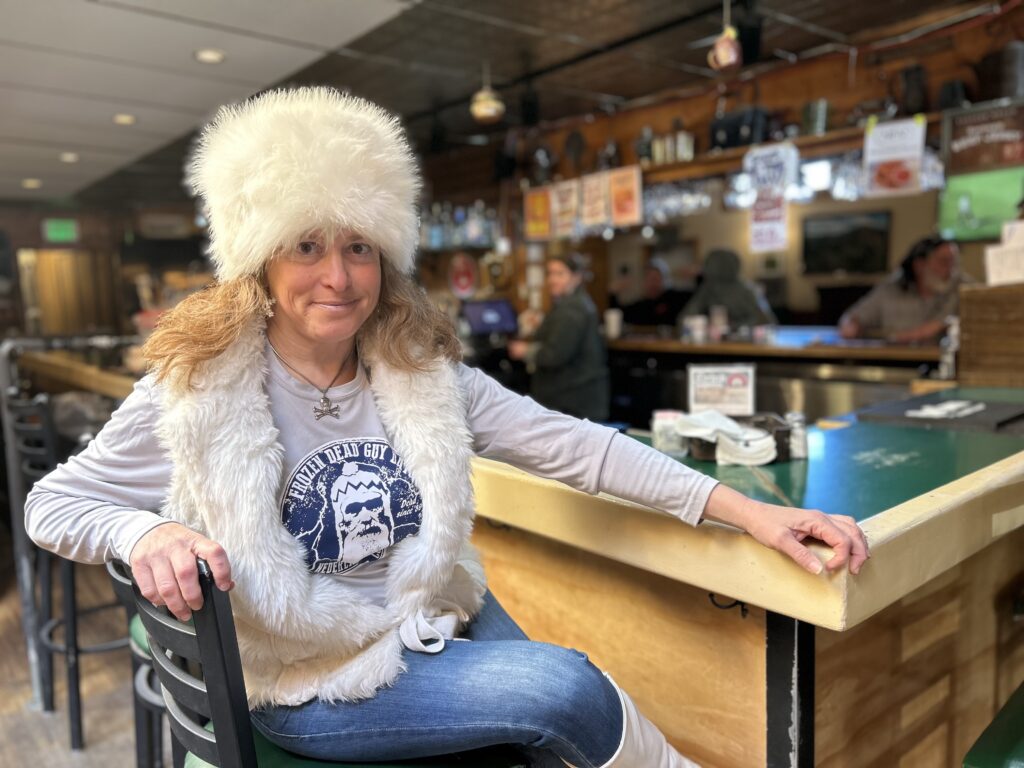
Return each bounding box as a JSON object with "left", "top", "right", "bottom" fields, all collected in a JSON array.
[
  {"left": 282, "top": 438, "right": 422, "bottom": 575},
  {"left": 266, "top": 347, "right": 419, "bottom": 605}
]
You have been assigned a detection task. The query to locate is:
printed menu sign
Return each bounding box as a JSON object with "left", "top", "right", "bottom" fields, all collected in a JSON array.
[
  {"left": 947, "top": 102, "right": 1024, "bottom": 175},
  {"left": 687, "top": 364, "right": 756, "bottom": 416},
  {"left": 523, "top": 187, "right": 552, "bottom": 241},
  {"left": 580, "top": 172, "right": 610, "bottom": 228},
  {"left": 607, "top": 166, "right": 643, "bottom": 227},
  {"left": 864, "top": 116, "right": 926, "bottom": 197},
  {"left": 551, "top": 179, "right": 580, "bottom": 239},
  {"left": 744, "top": 143, "right": 799, "bottom": 253}
]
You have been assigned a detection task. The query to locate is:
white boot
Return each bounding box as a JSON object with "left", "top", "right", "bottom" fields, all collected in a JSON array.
[{"left": 564, "top": 674, "right": 701, "bottom": 768}]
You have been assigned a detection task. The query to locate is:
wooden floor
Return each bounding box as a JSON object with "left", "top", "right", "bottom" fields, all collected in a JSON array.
[{"left": 0, "top": 524, "right": 169, "bottom": 766}]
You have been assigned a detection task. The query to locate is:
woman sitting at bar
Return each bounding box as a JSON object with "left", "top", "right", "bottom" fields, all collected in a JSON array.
[
  {"left": 25, "top": 87, "right": 867, "bottom": 768},
  {"left": 839, "top": 236, "right": 968, "bottom": 343},
  {"left": 507, "top": 253, "right": 609, "bottom": 421}
]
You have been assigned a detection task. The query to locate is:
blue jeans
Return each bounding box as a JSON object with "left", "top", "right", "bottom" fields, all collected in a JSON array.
[{"left": 252, "top": 592, "right": 623, "bottom": 767}]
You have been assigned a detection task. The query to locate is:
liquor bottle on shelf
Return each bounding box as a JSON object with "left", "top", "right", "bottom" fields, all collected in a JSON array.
[
  {"left": 427, "top": 202, "right": 444, "bottom": 251},
  {"left": 673, "top": 119, "right": 695, "bottom": 162},
  {"left": 635, "top": 126, "right": 654, "bottom": 168}
]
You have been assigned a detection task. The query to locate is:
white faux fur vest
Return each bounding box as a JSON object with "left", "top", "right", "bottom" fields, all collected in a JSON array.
[{"left": 155, "top": 319, "right": 485, "bottom": 706}]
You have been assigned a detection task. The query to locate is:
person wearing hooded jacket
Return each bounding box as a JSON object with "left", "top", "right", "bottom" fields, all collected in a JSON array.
[
  {"left": 25, "top": 88, "right": 867, "bottom": 768},
  {"left": 681, "top": 249, "right": 777, "bottom": 329}
]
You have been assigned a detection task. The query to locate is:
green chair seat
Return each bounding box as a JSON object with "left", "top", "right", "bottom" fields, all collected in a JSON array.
[
  {"left": 963, "top": 681, "right": 1024, "bottom": 768},
  {"left": 183, "top": 722, "right": 528, "bottom": 768},
  {"left": 129, "top": 613, "right": 150, "bottom": 657}
]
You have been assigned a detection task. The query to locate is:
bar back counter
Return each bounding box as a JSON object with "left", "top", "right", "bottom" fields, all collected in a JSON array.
[{"left": 609, "top": 327, "right": 941, "bottom": 427}]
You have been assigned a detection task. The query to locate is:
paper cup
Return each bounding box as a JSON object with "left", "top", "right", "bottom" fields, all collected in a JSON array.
[{"left": 604, "top": 308, "right": 623, "bottom": 340}]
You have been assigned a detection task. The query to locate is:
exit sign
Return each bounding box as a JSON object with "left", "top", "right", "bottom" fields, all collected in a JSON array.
[{"left": 42, "top": 218, "right": 79, "bottom": 244}]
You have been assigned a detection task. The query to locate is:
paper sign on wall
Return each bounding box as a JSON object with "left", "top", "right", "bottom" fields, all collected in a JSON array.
[
  {"left": 552, "top": 179, "right": 580, "bottom": 239},
  {"left": 607, "top": 166, "right": 643, "bottom": 227},
  {"left": 864, "top": 116, "right": 926, "bottom": 197},
  {"left": 744, "top": 143, "right": 799, "bottom": 254},
  {"left": 580, "top": 172, "right": 610, "bottom": 228},
  {"left": 523, "top": 187, "right": 552, "bottom": 241}
]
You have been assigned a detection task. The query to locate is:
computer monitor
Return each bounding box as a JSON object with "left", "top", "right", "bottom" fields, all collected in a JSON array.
[
  {"left": 802, "top": 211, "right": 891, "bottom": 275},
  {"left": 461, "top": 299, "right": 518, "bottom": 336}
]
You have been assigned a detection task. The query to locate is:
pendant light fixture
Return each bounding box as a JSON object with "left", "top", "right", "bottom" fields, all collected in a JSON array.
[{"left": 470, "top": 62, "right": 505, "bottom": 124}]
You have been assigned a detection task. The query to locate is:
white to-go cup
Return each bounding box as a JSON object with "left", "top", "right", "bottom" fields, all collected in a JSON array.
[
  {"left": 684, "top": 314, "right": 708, "bottom": 344},
  {"left": 604, "top": 308, "right": 623, "bottom": 340}
]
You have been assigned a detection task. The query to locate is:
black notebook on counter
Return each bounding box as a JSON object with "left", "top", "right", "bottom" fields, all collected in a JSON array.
[{"left": 857, "top": 393, "right": 1024, "bottom": 433}]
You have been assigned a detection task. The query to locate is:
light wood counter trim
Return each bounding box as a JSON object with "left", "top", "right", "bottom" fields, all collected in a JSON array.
[
  {"left": 608, "top": 337, "right": 941, "bottom": 363},
  {"left": 18, "top": 351, "right": 136, "bottom": 400},
  {"left": 471, "top": 457, "right": 848, "bottom": 630},
  {"left": 471, "top": 448, "right": 1024, "bottom": 632},
  {"left": 848, "top": 454, "right": 1024, "bottom": 628}
]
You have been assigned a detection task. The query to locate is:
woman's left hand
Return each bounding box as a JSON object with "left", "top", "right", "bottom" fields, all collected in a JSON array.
[
  {"left": 702, "top": 483, "right": 869, "bottom": 575},
  {"left": 742, "top": 501, "right": 869, "bottom": 575}
]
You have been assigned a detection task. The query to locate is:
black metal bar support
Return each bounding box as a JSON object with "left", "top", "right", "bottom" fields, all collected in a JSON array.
[{"left": 766, "top": 612, "right": 815, "bottom": 768}]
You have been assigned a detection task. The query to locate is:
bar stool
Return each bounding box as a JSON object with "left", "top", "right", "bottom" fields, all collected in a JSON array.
[{"left": 7, "top": 390, "right": 128, "bottom": 749}]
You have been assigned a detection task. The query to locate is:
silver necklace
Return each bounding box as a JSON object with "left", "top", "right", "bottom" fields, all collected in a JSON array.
[{"left": 267, "top": 340, "right": 349, "bottom": 420}]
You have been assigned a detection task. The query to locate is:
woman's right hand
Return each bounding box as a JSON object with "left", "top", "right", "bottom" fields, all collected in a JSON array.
[{"left": 129, "top": 522, "right": 234, "bottom": 621}]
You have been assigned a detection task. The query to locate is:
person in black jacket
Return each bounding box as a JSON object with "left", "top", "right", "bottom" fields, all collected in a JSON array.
[
  {"left": 508, "top": 254, "right": 609, "bottom": 421},
  {"left": 610, "top": 258, "right": 693, "bottom": 327}
]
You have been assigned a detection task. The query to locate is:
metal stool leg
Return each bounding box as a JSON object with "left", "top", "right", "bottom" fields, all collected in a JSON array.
[
  {"left": 152, "top": 711, "right": 165, "bottom": 768},
  {"left": 131, "top": 655, "right": 155, "bottom": 768},
  {"left": 171, "top": 734, "right": 187, "bottom": 768},
  {"left": 36, "top": 548, "right": 54, "bottom": 712},
  {"left": 62, "top": 558, "right": 84, "bottom": 749}
]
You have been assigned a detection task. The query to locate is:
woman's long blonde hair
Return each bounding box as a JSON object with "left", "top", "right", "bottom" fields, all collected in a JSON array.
[{"left": 143, "top": 258, "right": 462, "bottom": 389}]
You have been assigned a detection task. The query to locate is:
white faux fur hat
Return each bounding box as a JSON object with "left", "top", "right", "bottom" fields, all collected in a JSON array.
[{"left": 186, "top": 87, "right": 421, "bottom": 281}]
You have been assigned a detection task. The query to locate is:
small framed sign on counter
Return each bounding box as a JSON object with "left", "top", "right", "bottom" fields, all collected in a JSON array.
[{"left": 687, "top": 364, "right": 756, "bottom": 416}]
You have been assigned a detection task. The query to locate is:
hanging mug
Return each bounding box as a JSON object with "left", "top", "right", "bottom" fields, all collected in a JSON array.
[{"left": 708, "top": 26, "right": 742, "bottom": 71}]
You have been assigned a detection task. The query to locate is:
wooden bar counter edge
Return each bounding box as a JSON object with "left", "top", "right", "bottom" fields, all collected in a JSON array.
[{"left": 471, "top": 453, "right": 1024, "bottom": 632}]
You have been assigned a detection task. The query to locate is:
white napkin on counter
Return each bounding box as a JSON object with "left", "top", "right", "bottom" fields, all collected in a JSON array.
[
  {"left": 673, "top": 410, "right": 748, "bottom": 441},
  {"left": 673, "top": 409, "right": 777, "bottom": 466}
]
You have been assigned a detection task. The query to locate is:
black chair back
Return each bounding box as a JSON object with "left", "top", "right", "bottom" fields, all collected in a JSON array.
[
  {"left": 7, "top": 390, "right": 59, "bottom": 488},
  {"left": 112, "top": 559, "right": 257, "bottom": 768}
]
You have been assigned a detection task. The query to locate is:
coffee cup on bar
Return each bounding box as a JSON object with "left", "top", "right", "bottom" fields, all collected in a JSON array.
[{"left": 603, "top": 308, "right": 623, "bottom": 340}]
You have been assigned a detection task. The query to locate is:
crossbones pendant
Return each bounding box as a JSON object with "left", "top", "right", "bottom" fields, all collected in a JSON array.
[{"left": 314, "top": 395, "right": 339, "bottom": 420}]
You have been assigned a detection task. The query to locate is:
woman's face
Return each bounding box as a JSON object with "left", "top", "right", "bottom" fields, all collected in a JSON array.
[
  {"left": 546, "top": 260, "right": 581, "bottom": 299},
  {"left": 266, "top": 230, "right": 382, "bottom": 349}
]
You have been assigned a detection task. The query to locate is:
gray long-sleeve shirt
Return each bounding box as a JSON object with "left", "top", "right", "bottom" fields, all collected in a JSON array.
[{"left": 25, "top": 348, "right": 718, "bottom": 589}]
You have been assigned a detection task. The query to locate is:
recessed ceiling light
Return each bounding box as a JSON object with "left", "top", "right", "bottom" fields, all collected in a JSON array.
[
  {"left": 113, "top": 113, "right": 136, "bottom": 126},
  {"left": 194, "top": 48, "right": 226, "bottom": 64},
  {"left": 21, "top": 178, "right": 42, "bottom": 189},
  {"left": 60, "top": 152, "right": 79, "bottom": 163}
]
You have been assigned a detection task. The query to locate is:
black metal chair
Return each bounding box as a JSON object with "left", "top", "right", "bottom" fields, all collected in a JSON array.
[
  {"left": 7, "top": 390, "right": 128, "bottom": 749},
  {"left": 115, "top": 557, "right": 531, "bottom": 768},
  {"left": 107, "top": 558, "right": 167, "bottom": 768}
]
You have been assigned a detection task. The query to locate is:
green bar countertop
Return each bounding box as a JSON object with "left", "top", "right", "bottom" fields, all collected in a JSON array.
[{"left": 629, "top": 388, "right": 1024, "bottom": 523}]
